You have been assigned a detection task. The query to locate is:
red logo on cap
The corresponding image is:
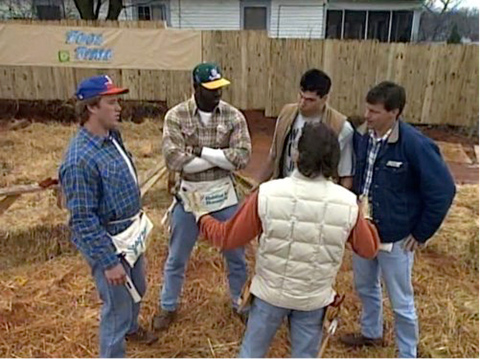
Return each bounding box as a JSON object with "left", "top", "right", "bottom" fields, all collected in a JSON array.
[{"left": 105, "top": 75, "right": 114, "bottom": 89}]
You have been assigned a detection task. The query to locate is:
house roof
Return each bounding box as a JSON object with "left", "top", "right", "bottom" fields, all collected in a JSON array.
[
  {"left": 327, "top": 0, "right": 423, "bottom": 11},
  {"left": 329, "top": 0, "right": 422, "bottom": 3}
]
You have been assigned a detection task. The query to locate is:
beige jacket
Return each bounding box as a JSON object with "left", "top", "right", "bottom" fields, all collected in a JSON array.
[{"left": 269, "top": 103, "right": 347, "bottom": 179}]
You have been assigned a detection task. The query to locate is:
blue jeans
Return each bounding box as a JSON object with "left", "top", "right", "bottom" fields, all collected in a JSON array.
[
  {"left": 160, "top": 201, "right": 247, "bottom": 311},
  {"left": 239, "top": 297, "right": 325, "bottom": 358},
  {"left": 90, "top": 255, "right": 146, "bottom": 358},
  {"left": 353, "top": 238, "right": 418, "bottom": 358}
]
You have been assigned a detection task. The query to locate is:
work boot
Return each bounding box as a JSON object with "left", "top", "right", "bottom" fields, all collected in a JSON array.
[
  {"left": 340, "top": 333, "right": 383, "bottom": 347},
  {"left": 152, "top": 309, "right": 177, "bottom": 331},
  {"left": 126, "top": 326, "right": 158, "bottom": 345}
]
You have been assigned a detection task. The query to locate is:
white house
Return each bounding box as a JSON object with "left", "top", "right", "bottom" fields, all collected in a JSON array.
[
  {"left": 126, "top": 0, "right": 423, "bottom": 41},
  {"left": 1, "top": 0, "right": 423, "bottom": 42}
]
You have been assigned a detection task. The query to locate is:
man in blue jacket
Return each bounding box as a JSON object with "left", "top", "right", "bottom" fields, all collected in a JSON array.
[{"left": 340, "top": 81, "right": 456, "bottom": 358}]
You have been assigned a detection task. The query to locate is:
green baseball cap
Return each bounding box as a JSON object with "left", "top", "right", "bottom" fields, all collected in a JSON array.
[{"left": 193, "top": 62, "right": 231, "bottom": 90}]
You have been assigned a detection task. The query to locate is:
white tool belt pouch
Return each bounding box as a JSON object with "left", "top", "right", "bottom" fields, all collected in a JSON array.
[
  {"left": 111, "top": 212, "right": 153, "bottom": 267},
  {"left": 178, "top": 176, "right": 238, "bottom": 215}
]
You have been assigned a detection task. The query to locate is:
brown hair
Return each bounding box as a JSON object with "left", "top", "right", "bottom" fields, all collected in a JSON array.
[
  {"left": 75, "top": 96, "right": 101, "bottom": 125},
  {"left": 297, "top": 121, "right": 340, "bottom": 179},
  {"left": 366, "top": 81, "right": 406, "bottom": 117}
]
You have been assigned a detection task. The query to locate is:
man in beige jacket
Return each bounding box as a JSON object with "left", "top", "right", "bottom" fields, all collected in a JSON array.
[{"left": 258, "top": 69, "right": 354, "bottom": 189}]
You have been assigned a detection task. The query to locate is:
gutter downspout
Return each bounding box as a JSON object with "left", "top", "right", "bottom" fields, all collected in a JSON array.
[
  {"left": 322, "top": 1, "right": 327, "bottom": 39},
  {"left": 277, "top": 4, "right": 281, "bottom": 37},
  {"left": 388, "top": 10, "right": 393, "bottom": 42},
  {"left": 178, "top": 0, "right": 181, "bottom": 28},
  {"left": 364, "top": 9, "right": 369, "bottom": 40}
]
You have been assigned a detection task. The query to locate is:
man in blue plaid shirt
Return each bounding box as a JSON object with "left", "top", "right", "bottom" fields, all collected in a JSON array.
[{"left": 59, "top": 75, "right": 157, "bottom": 358}]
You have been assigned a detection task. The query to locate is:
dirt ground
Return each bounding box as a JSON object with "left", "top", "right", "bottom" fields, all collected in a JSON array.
[
  {"left": 1, "top": 104, "right": 477, "bottom": 184},
  {"left": 0, "top": 118, "right": 478, "bottom": 358},
  {"left": 241, "top": 110, "right": 479, "bottom": 184}
]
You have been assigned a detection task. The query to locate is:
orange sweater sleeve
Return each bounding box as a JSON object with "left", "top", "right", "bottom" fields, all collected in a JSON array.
[
  {"left": 348, "top": 206, "right": 380, "bottom": 259},
  {"left": 199, "top": 190, "right": 262, "bottom": 250}
]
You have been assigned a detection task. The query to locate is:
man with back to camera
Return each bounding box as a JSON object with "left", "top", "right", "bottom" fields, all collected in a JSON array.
[{"left": 196, "top": 121, "right": 380, "bottom": 358}]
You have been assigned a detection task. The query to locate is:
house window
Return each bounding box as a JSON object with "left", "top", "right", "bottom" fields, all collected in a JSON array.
[
  {"left": 36, "top": 5, "right": 61, "bottom": 19},
  {"left": 137, "top": 3, "right": 169, "bottom": 23},
  {"left": 391, "top": 11, "right": 413, "bottom": 42},
  {"left": 243, "top": 6, "right": 268, "bottom": 29},
  {"left": 326, "top": 10, "right": 342, "bottom": 39},
  {"left": 325, "top": 9, "right": 414, "bottom": 42},
  {"left": 344, "top": 10, "right": 366, "bottom": 40},
  {"left": 152, "top": 4, "right": 168, "bottom": 22},
  {"left": 137, "top": 6, "right": 151, "bottom": 20},
  {"left": 33, "top": 0, "right": 62, "bottom": 20},
  {"left": 241, "top": 1, "right": 270, "bottom": 30},
  {"left": 367, "top": 11, "right": 390, "bottom": 42}
]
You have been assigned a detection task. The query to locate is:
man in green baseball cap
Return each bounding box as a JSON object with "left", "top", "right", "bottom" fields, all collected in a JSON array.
[
  {"left": 153, "top": 62, "right": 252, "bottom": 331},
  {"left": 190, "top": 62, "right": 231, "bottom": 113},
  {"left": 193, "top": 62, "right": 231, "bottom": 90}
]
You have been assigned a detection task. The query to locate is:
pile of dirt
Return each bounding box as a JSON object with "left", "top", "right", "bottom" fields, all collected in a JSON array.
[
  {"left": 0, "top": 100, "right": 167, "bottom": 124},
  {"left": 242, "top": 111, "right": 479, "bottom": 184}
]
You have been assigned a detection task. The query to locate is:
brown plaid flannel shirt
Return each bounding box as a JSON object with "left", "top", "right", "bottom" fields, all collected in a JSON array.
[{"left": 162, "top": 97, "right": 252, "bottom": 182}]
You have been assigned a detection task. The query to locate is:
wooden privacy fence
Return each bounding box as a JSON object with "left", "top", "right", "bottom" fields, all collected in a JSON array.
[{"left": 0, "top": 24, "right": 478, "bottom": 127}]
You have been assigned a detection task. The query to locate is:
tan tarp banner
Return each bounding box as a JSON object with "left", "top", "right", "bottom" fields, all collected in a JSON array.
[{"left": 0, "top": 24, "right": 201, "bottom": 70}]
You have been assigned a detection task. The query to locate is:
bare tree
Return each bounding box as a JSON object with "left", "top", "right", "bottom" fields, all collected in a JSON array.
[
  {"left": 72, "top": 0, "right": 124, "bottom": 20},
  {"left": 423, "top": 0, "right": 464, "bottom": 12},
  {"left": 73, "top": 0, "right": 94, "bottom": 19},
  {"left": 420, "top": 0, "right": 469, "bottom": 41},
  {"left": 106, "top": 0, "right": 123, "bottom": 20}
]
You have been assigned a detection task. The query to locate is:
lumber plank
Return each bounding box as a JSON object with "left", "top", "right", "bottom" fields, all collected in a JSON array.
[{"left": 0, "top": 195, "right": 20, "bottom": 215}]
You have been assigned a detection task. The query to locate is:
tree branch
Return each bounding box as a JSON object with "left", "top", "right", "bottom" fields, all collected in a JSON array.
[
  {"left": 73, "top": 0, "right": 95, "bottom": 19},
  {"left": 94, "top": 0, "right": 103, "bottom": 19},
  {"left": 106, "top": 0, "right": 123, "bottom": 20}
]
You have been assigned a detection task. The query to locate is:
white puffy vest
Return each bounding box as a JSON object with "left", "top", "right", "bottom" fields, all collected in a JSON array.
[{"left": 250, "top": 170, "right": 359, "bottom": 311}]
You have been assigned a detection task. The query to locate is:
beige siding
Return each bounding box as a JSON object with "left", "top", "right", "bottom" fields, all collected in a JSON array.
[
  {"left": 170, "top": 0, "right": 240, "bottom": 30},
  {"left": 270, "top": 0, "right": 326, "bottom": 38}
]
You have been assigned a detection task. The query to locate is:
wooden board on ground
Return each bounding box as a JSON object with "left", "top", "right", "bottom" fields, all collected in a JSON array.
[
  {"left": 0, "top": 183, "right": 55, "bottom": 197},
  {"left": 141, "top": 167, "right": 167, "bottom": 198},
  {"left": 436, "top": 141, "right": 473, "bottom": 164},
  {"left": 0, "top": 195, "right": 20, "bottom": 216}
]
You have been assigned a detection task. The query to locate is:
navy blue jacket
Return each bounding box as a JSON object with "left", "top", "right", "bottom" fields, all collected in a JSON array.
[{"left": 353, "top": 120, "right": 456, "bottom": 244}]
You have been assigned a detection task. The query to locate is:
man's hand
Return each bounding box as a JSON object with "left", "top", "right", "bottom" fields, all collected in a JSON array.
[
  {"left": 193, "top": 146, "right": 203, "bottom": 157},
  {"left": 404, "top": 235, "right": 423, "bottom": 252},
  {"left": 104, "top": 263, "right": 127, "bottom": 285}
]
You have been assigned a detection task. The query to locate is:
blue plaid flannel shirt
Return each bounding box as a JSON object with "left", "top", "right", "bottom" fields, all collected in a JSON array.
[
  {"left": 361, "top": 128, "right": 393, "bottom": 198},
  {"left": 59, "top": 127, "right": 141, "bottom": 270}
]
